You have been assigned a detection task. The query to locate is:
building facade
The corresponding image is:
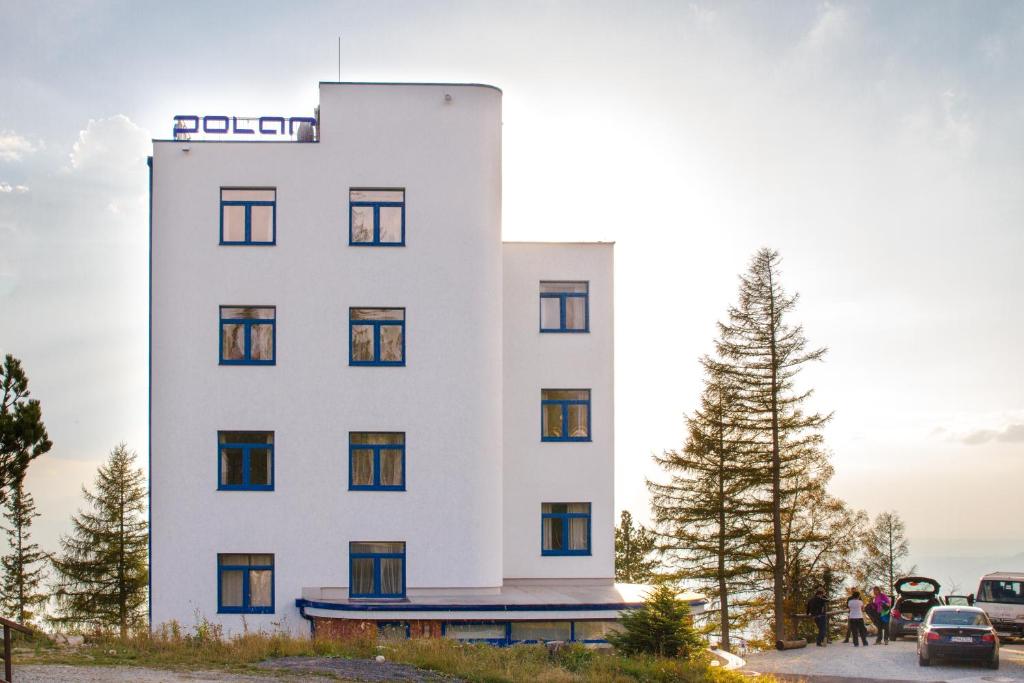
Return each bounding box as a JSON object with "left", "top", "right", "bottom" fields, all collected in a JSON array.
[{"left": 150, "top": 82, "right": 696, "bottom": 643}]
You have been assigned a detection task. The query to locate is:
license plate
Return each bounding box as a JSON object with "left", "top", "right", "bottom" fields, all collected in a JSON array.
[
  {"left": 906, "top": 623, "right": 918, "bottom": 628},
  {"left": 951, "top": 636, "right": 973, "bottom": 643}
]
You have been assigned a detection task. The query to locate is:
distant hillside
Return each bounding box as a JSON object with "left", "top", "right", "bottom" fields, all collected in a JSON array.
[{"left": 907, "top": 538, "right": 1024, "bottom": 596}]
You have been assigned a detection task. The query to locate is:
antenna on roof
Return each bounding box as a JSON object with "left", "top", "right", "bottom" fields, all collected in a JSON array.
[{"left": 337, "top": 35, "right": 341, "bottom": 82}]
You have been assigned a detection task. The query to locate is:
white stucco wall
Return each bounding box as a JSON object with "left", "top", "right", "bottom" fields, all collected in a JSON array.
[
  {"left": 501, "top": 243, "right": 615, "bottom": 580},
  {"left": 150, "top": 83, "right": 504, "bottom": 633}
]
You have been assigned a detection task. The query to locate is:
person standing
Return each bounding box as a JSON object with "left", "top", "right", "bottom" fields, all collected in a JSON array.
[
  {"left": 848, "top": 589, "right": 869, "bottom": 646},
  {"left": 807, "top": 588, "right": 830, "bottom": 646},
  {"left": 870, "top": 586, "right": 891, "bottom": 644}
]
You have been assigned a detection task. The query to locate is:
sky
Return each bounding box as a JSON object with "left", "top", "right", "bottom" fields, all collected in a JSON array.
[{"left": 1, "top": 1, "right": 1023, "bottom": 571}]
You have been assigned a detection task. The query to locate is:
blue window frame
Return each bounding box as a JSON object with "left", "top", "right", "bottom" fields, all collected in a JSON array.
[
  {"left": 220, "top": 188, "right": 276, "bottom": 245},
  {"left": 539, "top": 281, "right": 589, "bottom": 332},
  {"left": 218, "top": 431, "right": 273, "bottom": 491},
  {"left": 440, "top": 621, "right": 617, "bottom": 646},
  {"left": 350, "top": 188, "right": 405, "bottom": 246},
  {"left": 217, "top": 553, "right": 274, "bottom": 614},
  {"left": 220, "top": 306, "right": 276, "bottom": 365},
  {"left": 442, "top": 622, "right": 510, "bottom": 645},
  {"left": 350, "top": 542, "right": 406, "bottom": 599},
  {"left": 349, "top": 432, "right": 405, "bottom": 491},
  {"left": 542, "top": 503, "right": 591, "bottom": 556},
  {"left": 541, "top": 389, "right": 591, "bottom": 442},
  {"left": 350, "top": 308, "right": 405, "bottom": 366}
]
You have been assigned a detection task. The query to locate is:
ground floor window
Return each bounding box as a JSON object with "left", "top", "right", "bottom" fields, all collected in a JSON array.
[
  {"left": 217, "top": 554, "right": 274, "bottom": 613},
  {"left": 377, "top": 622, "right": 411, "bottom": 640},
  {"left": 350, "top": 542, "right": 405, "bottom": 598},
  {"left": 441, "top": 620, "right": 620, "bottom": 646}
]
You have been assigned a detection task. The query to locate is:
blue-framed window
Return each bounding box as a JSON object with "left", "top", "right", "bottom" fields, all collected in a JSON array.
[
  {"left": 441, "top": 620, "right": 618, "bottom": 646},
  {"left": 542, "top": 503, "right": 591, "bottom": 556},
  {"left": 541, "top": 389, "right": 591, "bottom": 441},
  {"left": 217, "top": 553, "right": 274, "bottom": 614},
  {"left": 349, "top": 432, "right": 405, "bottom": 491},
  {"left": 220, "top": 188, "right": 275, "bottom": 245},
  {"left": 540, "top": 281, "right": 589, "bottom": 332},
  {"left": 218, "top": 431, "right": 273, "bottom": 491},
  {"left": 350, "top": 542, "right": 405, "bottom": 599},
  {"left": 350, "top": 308, "right": 405, "bottom": 366},
  {"left": 220, "top": 306, "right": 276, "bottom": 365},
  {"left": 350, "top": 189, "right": 405, "bottom": 246}
]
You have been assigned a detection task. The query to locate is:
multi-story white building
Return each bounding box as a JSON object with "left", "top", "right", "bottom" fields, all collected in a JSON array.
[{"left": 149, "top": 82, "right": 698, "bottom": 643}]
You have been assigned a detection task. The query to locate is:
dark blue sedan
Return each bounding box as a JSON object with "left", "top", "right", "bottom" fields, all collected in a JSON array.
[{"left": 917, "top": 606, "right": 999, "bottom": 669}]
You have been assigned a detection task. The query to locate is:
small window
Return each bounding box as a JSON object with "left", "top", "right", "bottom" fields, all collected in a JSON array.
[
  {"left": 443, "top": 622, "right": 508, "bottom": 642},
  {"left": 572, "top": 620, "right": 621, "bottom": 642},
  {"left": 350, "top": 308, "right": 405, "bottom": 366},
  {"left": 350, "top": 542, "right": 405, "bottom": 598},
  {"left": 541, "top": 389, "right": 591, "bottom": 441},
  {"left": 221, "top": 189, "right": 276, "bottom": 245},
  {"left": 542, "top": 503, "right": 591, "bottom": 556},
  {"left": 378, "top": 622, "right": 410, "bottom": 640},
  {"left": 510, "top": 621, "right": 572, "bottom": 643},
  {"left": 540, "top": 282, "right": 588, "bottom": 332},
  {"left": 350, "top": 189, "right": 405, "bottom": 246},
  {"left": 218, "top": 554, "right": 274, "bottom": 613},
  {"left": 349, "top": 432, "right": 405, "bottom": 491},
  {"left": 220, "top": 306, "right": 275, "bottom": 365},
  {"left": 218, "top": 432, "right": 273, "bottom": 490}
]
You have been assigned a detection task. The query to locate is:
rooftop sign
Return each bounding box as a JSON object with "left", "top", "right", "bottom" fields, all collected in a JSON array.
[{"left": 172, "top": 115, "right": 317, "bottom": 140}]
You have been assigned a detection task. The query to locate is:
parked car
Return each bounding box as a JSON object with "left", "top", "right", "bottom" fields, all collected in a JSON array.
[
  {"left": 917, "top": 606, "right": 999, "bottom": 669},
  {"left": 890, "top": 576, "right": 943, "bottom": 640},
  {"left": 975, "top": 572, "right": 1024, "bottom": 638}
]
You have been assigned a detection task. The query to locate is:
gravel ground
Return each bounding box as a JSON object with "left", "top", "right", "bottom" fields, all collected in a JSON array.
[
  {"left": 745, "top": 640, "right": 1024, "bottom": 683},
  {"left": 18, "top": 657, "right": 464, "bottom": 682},
  {"left": 258, "top": 656, "right": 460, "bottom": 681},
  {"left": 17, "top": 665, "right": 332, "bottom": 682}
]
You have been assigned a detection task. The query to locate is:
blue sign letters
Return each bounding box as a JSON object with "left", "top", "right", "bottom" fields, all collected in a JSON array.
[{"left": 173, "top": 115, "right": 317, "bottom": 138}]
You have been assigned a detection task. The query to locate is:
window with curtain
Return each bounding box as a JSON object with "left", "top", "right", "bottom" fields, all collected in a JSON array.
[
  {"left": 350, "top": 542, "right": 405, "bottom": 598},
  {"left": 443, "top": 623, "right": 508, "bottom": 642},
  {"left": 220, "top": 188, "right": 276, "bottom": 245},
  {"left": 220, "top": 306, "right": 276, "bottom": 365},
  {"left": 541, "top": 389, "right": 591, "bottom": 441},
  {"left": 510, "top": 621, "right": 572, "bottom": 643},
  {"left": 542, "top": 503, "right": 591, "bottom": 556},
  {"left": 350, "top": 308, "right": 405, "bottom": 366},
  {"left": 349, "top": 432, "right": 405, "bottom": 491},
  {"left": 350, "top": 189, "right": 405, "bottom": 246},
  {"left": 217, "top": 554, "right": 274, "bottom": 613},
  {"left": 218, "top": 431, "right": 273, "bottom": 490},
  {"left": 540, "top": 281, "right": 589, "bottom": 332}
]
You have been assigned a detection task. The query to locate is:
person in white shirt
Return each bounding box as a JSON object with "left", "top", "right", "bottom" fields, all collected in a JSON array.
[{"left": 847, "top": 589, "right": 869, "bottom": 646}]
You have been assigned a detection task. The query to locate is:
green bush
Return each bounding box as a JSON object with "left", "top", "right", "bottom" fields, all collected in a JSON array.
[{"left": 607, "top": 585, "right": 704, "bottom": 659}]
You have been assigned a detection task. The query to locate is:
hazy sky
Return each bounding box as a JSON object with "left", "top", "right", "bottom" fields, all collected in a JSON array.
[{"left": 1, "top": 1, "right": 1023, "bottom": 561}]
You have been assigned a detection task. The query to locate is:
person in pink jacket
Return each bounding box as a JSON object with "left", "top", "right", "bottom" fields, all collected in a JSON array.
[{"left": 869, "top": 586, "right": 892, "bottom": 644}]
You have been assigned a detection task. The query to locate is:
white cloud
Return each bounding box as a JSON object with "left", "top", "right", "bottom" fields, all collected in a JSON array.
[
  {"left": 68, "top": 115, "right": 151, "bottom": 183},
  {"left": 0, "top": 131, "right": 36, "bottom": 162},
  {"left": 0, "top": 183, "right": 30, "bottom": 193}
]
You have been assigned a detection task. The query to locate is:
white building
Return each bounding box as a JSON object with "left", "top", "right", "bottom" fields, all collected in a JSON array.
[{"left": 149, "top": 82, "right": 700, "bottom": 643}]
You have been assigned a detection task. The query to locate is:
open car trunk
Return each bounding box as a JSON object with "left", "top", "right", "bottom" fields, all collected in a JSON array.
[{"left": 896, "top": 596, "right": 942, "bottom": 620}]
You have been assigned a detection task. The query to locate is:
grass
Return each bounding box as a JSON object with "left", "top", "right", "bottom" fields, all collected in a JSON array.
[{"left": 19, "top": 621, "right": 773, "bottom": 683}]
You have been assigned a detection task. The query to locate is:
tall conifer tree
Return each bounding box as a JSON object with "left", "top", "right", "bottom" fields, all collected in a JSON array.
[
  {"left": 858, "top": 511, "right": 914, "bottom": 595},
  {"left": 0, "top": 477, "right": 48, "bottom": 624},
  {"left": 649, "top": 367, "right": 758, "bottom": 652},
  {"left": 615, "top": 510, "right": 658, "bottom": 583},
  {"left": 711, "top": 249, "right": 831, "bottom": 641},
  {"left": 0, "top": 354, "right": 52, "bottom": 502},
  {"left": 51, "top": 443, "right": 148, "bottom": 636}
]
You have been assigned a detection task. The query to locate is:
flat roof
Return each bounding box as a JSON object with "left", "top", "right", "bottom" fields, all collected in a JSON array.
[{"left": 319, "top": 80, "right": 502, "bottom": 93}]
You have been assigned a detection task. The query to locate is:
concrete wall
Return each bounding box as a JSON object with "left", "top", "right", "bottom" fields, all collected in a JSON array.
[
  {"left": 151, "top": 83, "right": 504, "bottom": 633},
  {"left": 501, "top": 243, "right": 615, "bottom": 580}
]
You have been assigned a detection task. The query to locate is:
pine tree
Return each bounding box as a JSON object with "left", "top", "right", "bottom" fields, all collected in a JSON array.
[
  {"left": 51, "top": 443, "right": 148, "bottom": 636},
  {"left": 0, "top": 477, "right": 48, "bottom": 625},
  {"left": 607, "top": 584, "right": 704, "bottom": 659},
  {"left": 0, "top": 354, "right": 52, "bottom": 503},
  {"left": 857, "top": 511, "right": 915, "bottom": 595},
  {"left": 615, "top": 510, "right": 658, "bottom": 583},
  {"left": 649, "top": 367, "right": 759, "bottom": 652},
  {"left": 711, "top": 249, "right": 831, "bottom": 641}
]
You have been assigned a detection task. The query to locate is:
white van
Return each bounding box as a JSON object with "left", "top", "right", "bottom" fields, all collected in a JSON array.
[{"left": 975, "top": 572, "right": 1024, "bottom": 637}]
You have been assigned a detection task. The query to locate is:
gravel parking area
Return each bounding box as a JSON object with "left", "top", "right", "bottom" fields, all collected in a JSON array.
[
  {"left": 17, "top": 665, "right": 329, "bottom": 682},
  {"left": 745, "top": 640, "right": 1024, "bottom": 683}
]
